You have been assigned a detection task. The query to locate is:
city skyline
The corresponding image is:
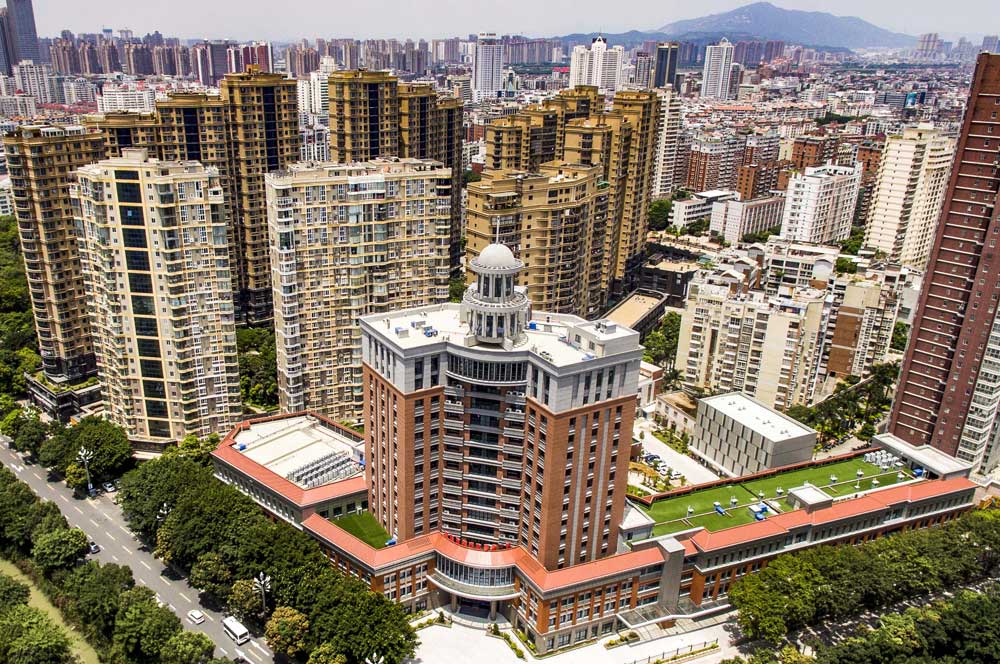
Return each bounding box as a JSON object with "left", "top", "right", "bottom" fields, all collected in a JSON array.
[{"left": 31, "top": 0, "right": 996, "bottom": 43}]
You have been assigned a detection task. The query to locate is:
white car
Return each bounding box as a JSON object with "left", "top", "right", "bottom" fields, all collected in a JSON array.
[{"left": 187, "top": 609, "right": 206, "bottom": 625}]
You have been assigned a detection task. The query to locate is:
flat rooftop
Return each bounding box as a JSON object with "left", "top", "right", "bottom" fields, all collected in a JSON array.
[
  {"left": 363, "top": 303, "right": 637, "bottom": 368},
  {"left": 701, "top": 393, "right": 814, "bottom": 442},
  {"left": 605, "top": 293, "right": 663, "bottom": 330},
  {"left": 636, "top": 455, "right": 915, "bottom": 537},
  {"left": 232, "top": 415, "right": 364, "bottom": 489}
]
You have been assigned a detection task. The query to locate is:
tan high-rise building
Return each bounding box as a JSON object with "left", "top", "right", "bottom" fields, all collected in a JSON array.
[
  {"left": 676, "top": 280, "right": 827, "bottom": 410},
  {"left": 328, "top": 71, "right": 464, "bottom": 270},
  {"left": 82, "top": 69, "right": 301, "bottom": 325},
  {"left": 466, "top": 162, "right": 609, "bottom": 317},
  {"left": 220, "top": 68, "right": 301, "bottom": 324},
  {"left": 267, "top": 159, "right": 453, "bottom": 421},
  {"left": 73, "top": 149, "right": 242, "bottom": 449},
  {"left": 863, "top": 125, "right": 955, "bottom": 269},
  {"left": 3, "top": 124, "right": 106, "bottom": 383}
]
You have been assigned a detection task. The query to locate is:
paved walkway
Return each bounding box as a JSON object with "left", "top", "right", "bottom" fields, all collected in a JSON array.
[
  {"left": 634, "top": 420, "right": 720, "bottom": 485},
  {"left": 411, "top": 616, "right": 746, "bottom": 664}
]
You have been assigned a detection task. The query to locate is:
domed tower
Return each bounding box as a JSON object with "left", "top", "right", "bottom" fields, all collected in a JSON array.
[{"left": 461, "top": 243, "right": 531, "bottom": 348}]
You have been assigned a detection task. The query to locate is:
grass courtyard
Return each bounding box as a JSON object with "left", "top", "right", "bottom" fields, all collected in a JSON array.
[
  {"left": 639, "top": 456, "right": 915, "bottom": 537},
  {"left": 332, "top": 511, "right": 392, "bottom": 549}
]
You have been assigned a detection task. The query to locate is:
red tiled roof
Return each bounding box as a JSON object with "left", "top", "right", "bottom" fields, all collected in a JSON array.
[
  {"left": 686, "top": 477, "right": 976, "bottom": 553},
  {"left": 210, "top": 412, "right": 367, "bottom": 508},
  {"left": 302, "top": 515, "right": 665, "bottom": 593}
]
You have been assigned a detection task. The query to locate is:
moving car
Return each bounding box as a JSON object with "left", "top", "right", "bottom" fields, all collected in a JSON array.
[
  {"left": 187, "top": 609, "right": 206, "bottom": 625},
  {"left": 88, "top": 542, "right": 100, "bottom": 554}
]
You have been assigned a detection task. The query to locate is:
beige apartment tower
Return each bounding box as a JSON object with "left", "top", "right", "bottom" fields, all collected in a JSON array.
[
  {"left": 466, "top": 162, "right": 609, "bottom": 318},
  {"left": 267, "top": 159, "right": 453, "bottom": 421},
  {"left": 3, "top": 124, "right": 106, "bottom": 383},
  {"left": 863, "top": 125, "right": 955, "bottom": 269},
  {"left": 73, "top": 149, "right": 242, "bottom": 450}
]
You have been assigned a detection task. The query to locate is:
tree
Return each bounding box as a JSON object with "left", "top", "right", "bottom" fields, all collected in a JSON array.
[
  {"left": 649, "top": 199, "right": 672, "bottom": 231},
  {"left": 309, "top": 588, "right": 418, "bottom": 664},
  {"left": 308, "top": 643, "right": 348, "bottom": 664},
  {"left": 229, "top": 579, "right": 263, "bottom": 621},
  {"left": 189, "top": 552, "right": 234, "bottom": 601},
  {"left": 118, "top": 456, "right": 213, "bottom": 541},
  {"left": 890, "top": 322, "right": 909, "bottom": 352},
  {"left": 38, "top": 433, "right": 75, "bottom": 472},
  {"left": 237, "top": 327, "right": 278, "bottom": 408},
  {"left": 12, "top": 418, "right": 47, "bottom": 457},
  {"left": 160, "top": 631, "right": 216, "bottom": 664},
  {"left": 742, "top": 225, "right": 782, "bottom": 244},
  {"left": 61, "top": 561, "right": 135, "bottom": 645},
  {"left": 112, "top": 586, "right": 182, "bottom": 664},
  {"left": 162, "top": 433, "right": 220, "bottom": 466},
  {"left": 0, "top": 604, "right": 75, "bottom": 664},
  {"left": 31, "top": 527, "right": 88, "bottom": 572},
  {"left": 69, "top": 416, "right": 132, "bottom": 481},
  {"left": 834, "top": 256, "right": 857, "bottom": 274},
  {"left": 462, "top": 169, "right": 481, "bottom": 184},
  {"left": 0, "top": 572, "right": 29, "bottom": 608},
  {"left": 448, "top": 277, "right": 467, "bottom": 303},
  {"left": 265, "top": 606, "right": 310, "bottom": 658},
  {"left": 839, "top": 225, "right": 865, "bottom": 255}
]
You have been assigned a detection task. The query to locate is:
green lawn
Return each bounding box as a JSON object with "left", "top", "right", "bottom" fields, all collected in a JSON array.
[
  {"left": 0, "top": 558, "right": 100, "bottom": 664},
  {"left": 741, "top": 458, "right": 910, "bottom": 502},
  {"left": 641, "top": 484, "right": 760, "bottom": 534},
  {"left": 332, "top": 512, "right": 392, "bottom": 549}
]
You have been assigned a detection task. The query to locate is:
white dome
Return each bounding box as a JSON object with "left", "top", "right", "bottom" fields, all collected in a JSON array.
[{"left": 476, "top": 243, "right": 519, "bottom": 269}]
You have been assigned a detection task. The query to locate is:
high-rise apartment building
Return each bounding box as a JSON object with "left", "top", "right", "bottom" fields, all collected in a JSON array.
[
  {"left": 472, "top": 32, "right": 503, "bottom": 102},
  {"left": 327, "top": 71, "right": 464, "bottom": 269},
  {"left": 686, "top": 133, "right": 744, "bottom": 192},
  {"left": 863, "top": 125, "right": 955, "bottom": 269},
  {"left": 983, "top": 35, "right": 999, "bottom": 54},
  {"left": 466, "top": 163, "right": 608, "bottom": 317},
  {"left": 568, "top": 36, "right": 625, "bottom": 92},
  {"left": 220, "top": 68, "right": 300, "bottom": 324},
  {"left": 267, "top": 159, "right": 453, "bottom": 421},
  {"left": 73, "top": 149, "right": 242, "bottom": 449},
  {"left": 361, "top": 243, "right": 642, "bottom": 567},
  {"left": 652, "top": 87, "right": 684, "bottom": 197},
  {"left": 701, "top": 39, "right": 735, "bottom": 100},
  {"left": 653, "top": 42, "right": 679, "bottom": 89},
  {"left": 889, "top": 53, "right": 1000, "bottom": 470},
  {"left": 779, "top": 164, "right": 861, "bottom": 244},
  {"left": 677, "top": 280, "right": 826, "bottom": 410},
  {"left": 3, "top": 125, "right": 105, "bottom": 383},
  {"left": 824, "top": 274, "right": 900, "bottom": 380},
  {"left": 5, "top": 0, "right": 38, "bottom": 65},
  {"left": 12, "top": 58, "right": 51, "bottom": 103}
]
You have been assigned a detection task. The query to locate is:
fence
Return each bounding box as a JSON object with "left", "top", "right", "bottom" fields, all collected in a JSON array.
[{"left": 624, "top": 638, "right": 719, "bottom": 664}]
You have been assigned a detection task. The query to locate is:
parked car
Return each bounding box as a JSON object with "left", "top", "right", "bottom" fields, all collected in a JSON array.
[
  {"left": 88, "top": 542, "right": 100, "bottom": 554},
  {"left": 101, "top": 481, "right": 116, "bottom": 493},
  {"left": 187, "top": 609, "right": 206, "bottom": 625}
]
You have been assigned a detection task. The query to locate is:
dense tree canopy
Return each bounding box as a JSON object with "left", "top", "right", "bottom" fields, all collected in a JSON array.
[
  {"left": 649, "top": 199, "right": 673, "bottom": 231},
  {"left": 0, "top": 604, "right": 75, "bottom": 664},
  {"left": 111, "top": 586, "right": 183, "bottom": 664},
  {"left": 643, "top": 311, "right": 681, "bottom": 367},
  {"left": 31, "top": 527, "right": 88, "bottom": 572},
  {"left": 0, "top": 572, "right": 30, "bottom": 608}
]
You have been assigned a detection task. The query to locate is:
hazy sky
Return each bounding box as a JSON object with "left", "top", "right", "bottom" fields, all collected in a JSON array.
[{"left": 34, "top": 0, "right": 990, "bottom": 42}]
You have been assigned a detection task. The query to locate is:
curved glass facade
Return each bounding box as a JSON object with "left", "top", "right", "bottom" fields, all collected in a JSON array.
[{"left": 435, "top": 553, "right": 515, "bottom": 587}]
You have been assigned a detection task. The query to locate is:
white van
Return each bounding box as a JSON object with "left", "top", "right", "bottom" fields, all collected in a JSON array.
[{"left": 222, "top": 616, "right": 251, "bottom": 645}]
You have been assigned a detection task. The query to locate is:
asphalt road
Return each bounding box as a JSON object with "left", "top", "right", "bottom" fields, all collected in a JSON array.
[{"left": 0, "top": 439, "right": 274, "bottom": 664}]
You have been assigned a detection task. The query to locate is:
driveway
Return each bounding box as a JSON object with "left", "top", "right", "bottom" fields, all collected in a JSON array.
[
  {"left": 634, "top": 420, "right": 720, "bottom": 485},
  {"left": 0, "top": 439, "right": 274, "bottom": 664}
]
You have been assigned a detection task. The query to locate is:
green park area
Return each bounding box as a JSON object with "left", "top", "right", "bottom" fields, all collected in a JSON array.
[
  {"left": 332, "top": 511, "right": 392, "bottom": 548},
  {"left": 639, "top": 457, "right": 914, "bottom": 537}
]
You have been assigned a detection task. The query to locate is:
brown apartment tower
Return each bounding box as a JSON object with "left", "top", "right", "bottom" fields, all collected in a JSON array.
[{"left": 889, "top": 53, "right": 1000, "bottom": 470}]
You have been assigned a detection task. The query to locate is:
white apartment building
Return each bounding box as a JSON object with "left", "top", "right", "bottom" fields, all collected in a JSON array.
[
  {"left": 97, "top": 83, "right": 156, "bottom": 113},
  {"left": 864, "top": 125, "right": 955, "bottom": 269},
  {"left": 0, "top": 178, "right": 12, "bottom": 216},
  {"left": 568, "top": 36, "right": 625, "bottom": 92},
  {"left": 701, "top": 39, "right": 735, "bottom": 100},
  {"left": 710, "top": 196, "right": 786, "bottom": 244},
  {"left": 676, "top": 280, "right": 827, "bottom": 410},
  {"left": 267, "top": 158, "right": 453, "bottom": 421},
  {"left": 652, "top": 87, "right": 685, "bottom": 197},
  {"left": 12, "top": 60, "right": 53, "bottom": 104},
  {"left": 669, "top": 190, "right": 737, "bottom": 229},
  {"left": 0, "top": 94, "right": 36, "bottom": 117},
  {"left": 472, "top": 32, "right": 503, "bottom": 102},
  {"left": 300, "top": 124, "right": 330, "bottom": 161},
  {"left": 62, "top": 78, "right": 97, "bottom": 105},
  {"left": 73, "top": 149, "right": 242, "bottom": 449},
  {"left": 779, "top": 163, "right": 861, "bottom": 244}
]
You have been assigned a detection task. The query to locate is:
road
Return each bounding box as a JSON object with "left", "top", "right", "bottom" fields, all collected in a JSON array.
[{"left": 0, "top": 439, "right": 274, "bottom": 664}]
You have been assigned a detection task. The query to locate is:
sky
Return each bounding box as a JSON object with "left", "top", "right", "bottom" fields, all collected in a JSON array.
[{"left": 33, "top": 0, "right": 991, "bottom": 42}]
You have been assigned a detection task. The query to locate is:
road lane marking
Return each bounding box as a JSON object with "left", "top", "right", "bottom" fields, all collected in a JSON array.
[
  {"left": 31, "top": 471, "right": 41, "bottom": 479},
  {"left": 121, "top": 545, "right": 132, "bottom": 553},
  {"left": 73, "top": 506, "right": 84, "bottom": 514},
  {"left": 59, "top": 495, "right": 69, "bottom": 503},
  {"left": 118, "top": 525, "right": 130, "bottom": 534},
  {"left": 105, "top": 530, "right": 116, "bottom": 541},
  {"left": 139, "top": 560, "right": 152, "bottom": 570},
  {"left": 169, "top": 604, "right": 176, "bottom": 611},
  {"left": 111, "top": 554, "right": 119, "bottom": 562},
  {"left": 252, "top": 641, "right": 269, "bottom": 655},
  {"left": 89, "top": 518, "right": 101, "bottom": 528},
  {"left": 205, "top": 614, "right": 215, "bottom": 622},
  {"left": 179, "top": 592, "right": 191, "bottom": 602},
  {"left": 247, "top": 648, "right": 263, "bottom": 662},
  {"left": 219, "top": 648, "right": 228, "bottom": 657}
]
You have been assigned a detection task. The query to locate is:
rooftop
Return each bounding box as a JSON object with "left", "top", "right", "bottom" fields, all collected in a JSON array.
[
  {"left": 605, "top": 293, "right": 664, "bottom": 330},
  {"left": 361, "top": 303, "right": 638, "bottom": 368},
  {"left": 230, "top": 414, "right": 365, "bottom": 489},
  {"left": 701, "top": 393, "right": 815, "bottom": 442}
]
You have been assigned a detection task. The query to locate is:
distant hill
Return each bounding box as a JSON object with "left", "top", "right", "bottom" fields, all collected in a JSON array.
[{"left": 657, "top": 2, "right": 914, "bottom": 49}]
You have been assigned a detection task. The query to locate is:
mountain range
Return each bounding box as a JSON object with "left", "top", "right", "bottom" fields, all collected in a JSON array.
[
  {"left": 657, "top": 2, "right": 914, "bottom": 49},
  {"left": 552, "top": 2, "right": 915, "bottom": 50}
]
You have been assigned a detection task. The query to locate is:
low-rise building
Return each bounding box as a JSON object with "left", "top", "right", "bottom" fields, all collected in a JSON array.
[
  {"left": 710, "top": 195, "right": 785, "bottom": 244},
  {"left": 692, "top": 393, "right": 816, "bottom": 476},
  {"left": 669, "top": 190, "right": 737, "bottom": 229}
]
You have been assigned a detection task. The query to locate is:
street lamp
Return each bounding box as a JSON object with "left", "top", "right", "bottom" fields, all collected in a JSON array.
[
  {"left": 76, "top": 446, "right": 94, "bottom": 496},
  {"left": 253, "top": 572, "right": 271, "bottom": 614}
]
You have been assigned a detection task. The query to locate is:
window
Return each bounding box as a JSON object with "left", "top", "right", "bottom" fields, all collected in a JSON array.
[
  {"left": 125, "top": 251, "right": 149, "bottom": 271},
  {"left": 120, "top": 205, "right": 145, "bottom": 225}
]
